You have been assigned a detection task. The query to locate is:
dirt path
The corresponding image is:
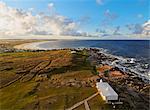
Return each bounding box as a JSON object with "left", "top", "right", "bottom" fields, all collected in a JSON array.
[
  {"left": 66, "top": 92, "right": 99, "bottom": 110},
  {"left": 0, "top": 60, "right": 51, "bottom": 89},
  {"left": 0, "top": 72, "right": 26, "bottom": 89},
  {"left": 84, "top": 101, "right": 90, "bottom": 110}
]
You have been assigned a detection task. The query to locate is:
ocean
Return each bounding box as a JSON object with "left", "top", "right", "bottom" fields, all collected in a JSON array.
[
  {"left": 39, "top": 40, "right": 150, "bottom": 61},
  {"left": 38, "top": 40, "right": 150, "bottom": 78}
]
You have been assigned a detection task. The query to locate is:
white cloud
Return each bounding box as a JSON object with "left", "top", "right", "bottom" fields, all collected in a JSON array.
[
  {"left": 103, "top": 9, "right": 118, "bottom": 20},
  {"left": 96, "top": 0, "right": 104, "bottom": 5},
  {"left": 34, "top": 15, "right": 78, "bottom": 35},
  {"left": 28, "top": 8, "right": 34, "bottom": 12},
  {"left": 142, "top": 20, "right": 150, "bottom": 35},
  {"left": 100, "top": 9, "right": 118, "bottom": 26},
  {"left": 113, "top": 26, "right": 121, "bottom": 35},
  {"left": 0, "top": 1, "right": 36, "bottom": 36},
  {"left": 0, "top": 1, "right": 79, "bottom": 38},
  {"left": 125, "top": 20, "right": 150, "bottom": 36},
  {"left": 48, "top": 3, "right": 54, "bottom": 10}
]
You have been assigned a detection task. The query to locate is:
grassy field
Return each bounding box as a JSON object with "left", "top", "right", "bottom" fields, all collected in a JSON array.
[{"left": 0, "top": 49, "right": 106, "bottom": 110}]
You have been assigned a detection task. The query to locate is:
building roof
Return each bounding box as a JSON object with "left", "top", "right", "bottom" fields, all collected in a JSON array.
[
  {"left": 71, "top": 51, "right": 76, "bottom": 53},
  {"left": 96, "top": 82, "right": 118, "bottom": 97}
]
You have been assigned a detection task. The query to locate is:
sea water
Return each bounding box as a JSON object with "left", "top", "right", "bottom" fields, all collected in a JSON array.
[
  {"left": 39, "top": 40, "right": 149, "bottom": 59},
  {"left": 38, "top": 40, "right": 150, "bottom": 78}
]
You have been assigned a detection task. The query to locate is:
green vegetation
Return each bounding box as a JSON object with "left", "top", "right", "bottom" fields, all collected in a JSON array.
[
  {"left": 88, "top": 95, "right": 110, "bottom": 110},
  {"left": 0, "top": 49, "right": 105, "bottom": 110},
  {"left": 92, "top": 66, "right": 99, "bottom": 75},
  {"left": 104, "top": 70, "right": 110, "bottom": 77},
  {"left": 37, "top": 87, "right": 96, "bottom": 109},
  {"left": 0, "top": 81, "right": 37, "bottom": 110}
]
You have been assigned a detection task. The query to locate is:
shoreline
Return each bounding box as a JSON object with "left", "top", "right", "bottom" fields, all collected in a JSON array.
[
  {"left": 13, "top": 41, "right": 150, "bottom": 82},
  {"left": 13, "top": 41, "right": 105, "bottom": 50},
  {"left": 13, "top": 41, "right": 50, "bottom": 50}
]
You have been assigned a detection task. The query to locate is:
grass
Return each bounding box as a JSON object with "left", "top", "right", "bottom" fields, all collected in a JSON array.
[
  {"left": 0, "top": 49, "right": 106, "bottom": 110},
  {"left": 74, "top": 104, "right": 85, "bottom": 110},
  {"left": 36, "top": 87, "right": 97, "bottom": 109},
  {"left": 88, "top": 95, "right": 110, "bottom": 110},
  {"left": 0, "top": 81, "right": 37, "bottom": 110}
]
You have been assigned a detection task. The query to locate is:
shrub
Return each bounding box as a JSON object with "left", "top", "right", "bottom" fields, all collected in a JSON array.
[
  {"left": 104, "top": 70, "right": 109, "bottom": 77},
  {"left": 92, "top": 66, "right": 99, "bottom": 75}
]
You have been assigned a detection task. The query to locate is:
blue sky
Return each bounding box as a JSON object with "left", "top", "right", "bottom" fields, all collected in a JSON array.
[{"left": 0, "top": 0, "right": 149, "bottom": 39}]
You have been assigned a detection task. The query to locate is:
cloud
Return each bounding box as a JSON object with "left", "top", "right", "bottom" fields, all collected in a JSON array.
[
  {"left": 48, "top": 2, "right": 54, "bottom": 10},
  {"left": 28, "top": 8, "right": 34, "bottom": 12},
  {"left": 113, "top": 26, "right": 121, "bottom": 35},
  {"left": 104, "top": 9, "right": 118, "bottom": 20},
  {"left": 95, "top": 28, "right": 106, "bottom": 33},
  {"left": 125, "top": 24, "right": 134, "bottom": 31},
  {"left": 0, "top": 1, "right": 79, "bottom": 37},
  {"left": 132, "top": 24, "right": 143, "bottom": 34},
  {"left": 96, "top": 0, "right": 104, "bottom": 5},
  {"left": 142, "top": 20, "right": 150, "bottom": 35},
  {"left": 0, "top": 1, "right": 36, "bottom": 36},
  {"left": 78, "top": 16, "right": 90, "bottom": 24},
  {"left": 33, "top": 15, "right": 78, "bottom": 35},
  {"left": 125, "top": 20, "right": 150, "bottom": 35},
  {"left": 96, "top": 26, "right": 120, "bottom": 36},
  {"left": 100, "top": 9, "right": 118, "bottom": 26},
  {"left": 126, "top": 24, "right": 143, "bottom": 34}
]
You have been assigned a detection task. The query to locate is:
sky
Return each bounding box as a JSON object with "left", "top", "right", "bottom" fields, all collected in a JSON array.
[{"left": 0, "top": 0, "right": 150, "bottom": 39}]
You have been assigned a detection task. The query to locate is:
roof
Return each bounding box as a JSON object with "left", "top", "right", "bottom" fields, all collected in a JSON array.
[
  {"left": 71, "top": 51, "right": 76, "bottom": 53},
  {"left": 96, "top": 82, "right": 118, "bottom": 97}
]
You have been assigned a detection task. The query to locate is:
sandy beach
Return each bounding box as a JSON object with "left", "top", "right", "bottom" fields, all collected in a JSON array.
[{"left": 13, "top": 41, "right": 50, "bottom": 50}]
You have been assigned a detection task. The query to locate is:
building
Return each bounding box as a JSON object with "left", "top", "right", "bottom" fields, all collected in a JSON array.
[
  {"left": 71, "top": 51, "right": 76, "bottom": 54},
  {"left": 96, "top": 81, "right": 118, "bottom": 102}
]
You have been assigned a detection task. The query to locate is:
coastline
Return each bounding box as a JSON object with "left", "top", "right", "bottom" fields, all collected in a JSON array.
[
  {"left": 13, "top": 40, "right": 150, "bottom": 82},
  {"left": 0, "top": 40, "right": 149, "bottom": 110},
  {"left": 13, "top": 41, "right": 50, "bottom": 50}
]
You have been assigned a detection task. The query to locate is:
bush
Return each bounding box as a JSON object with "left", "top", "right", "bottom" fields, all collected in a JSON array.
[
  {"left": 104, "top": 70, "right": 109, "bottom": 77},
  {"left": 92, "top": 66, "right": 99, "bottom": 75}
]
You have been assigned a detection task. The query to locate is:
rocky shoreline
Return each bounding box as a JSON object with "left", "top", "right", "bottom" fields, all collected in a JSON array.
[
  {"left": 86, "top": 48, "right": 150, "bottom": 83},
  {"left": 86, "top": 48, "right": 150, "bottom": 109}
]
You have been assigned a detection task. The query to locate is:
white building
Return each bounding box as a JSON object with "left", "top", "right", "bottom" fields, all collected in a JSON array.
[
  {"left": 96, "top": 82, "right": 118, "bottom": 102},
  {"left": 71, "top": 51, "right": 76, "bottom": 54},
  {"left": 129, "top": 58, "right": 135, "bottom": 64}
]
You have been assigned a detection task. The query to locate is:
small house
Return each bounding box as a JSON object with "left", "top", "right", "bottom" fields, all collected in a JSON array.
[
  {"left": 96, "top": 81, "right": 118, "bottom": 102},
  {"left": 71, "top": 51, "right": 76, "bottom": 54}
]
